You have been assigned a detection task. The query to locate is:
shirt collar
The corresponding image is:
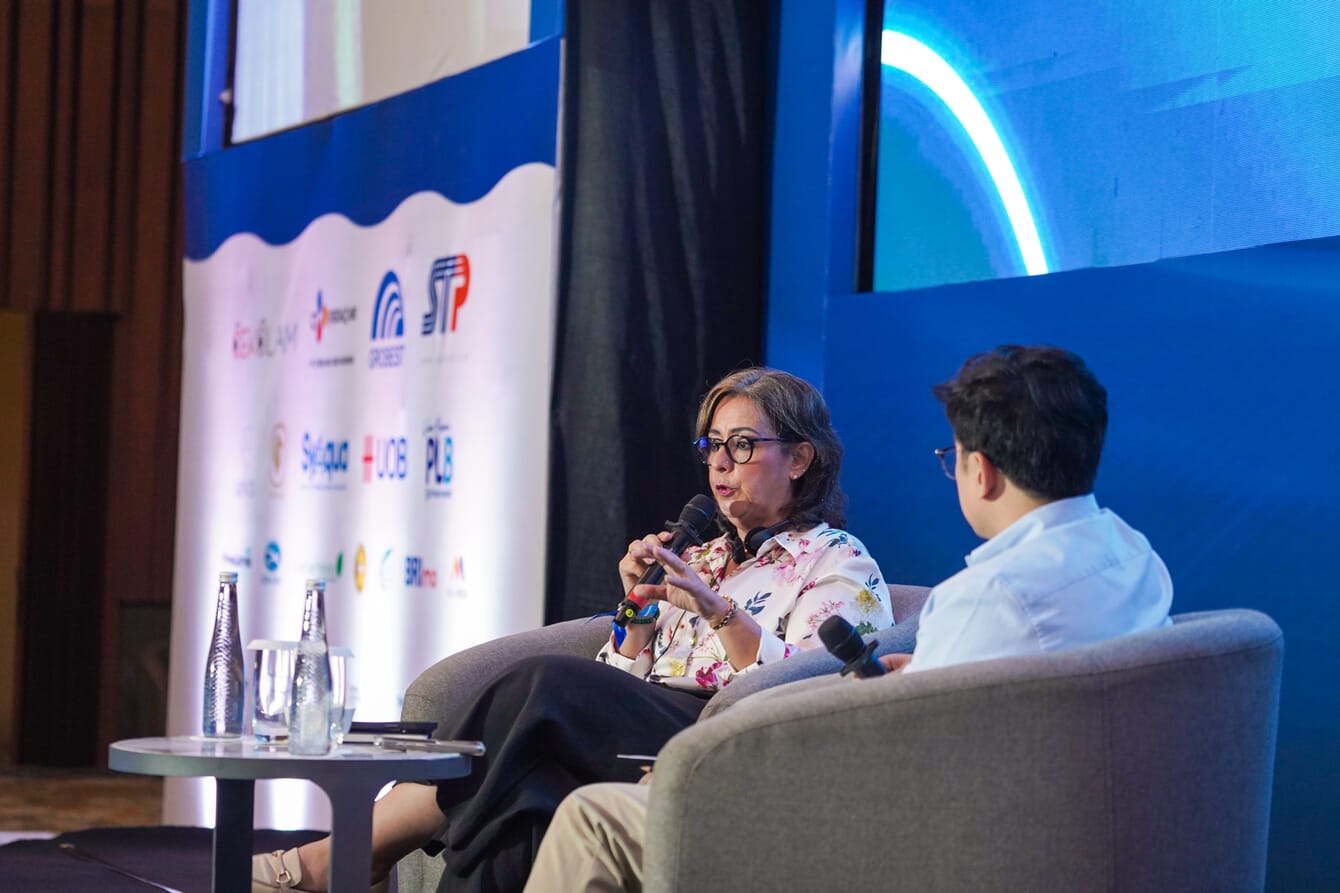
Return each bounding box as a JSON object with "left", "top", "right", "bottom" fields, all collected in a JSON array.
[
  {"left": 755, "top": 521, "right": 829, "bottom": 561},
  {"left": 965, "top": 494, "right": 1100, "bottom": 567}
]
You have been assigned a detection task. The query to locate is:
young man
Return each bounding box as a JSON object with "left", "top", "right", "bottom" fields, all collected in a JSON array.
[{"left": 523, "top": 345, "right": 1173, "bottom": 893}]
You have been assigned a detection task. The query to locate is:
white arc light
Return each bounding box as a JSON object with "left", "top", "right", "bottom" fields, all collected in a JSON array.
[{"left": 882, "top": 30, "right": 1049, "bottom": 276}]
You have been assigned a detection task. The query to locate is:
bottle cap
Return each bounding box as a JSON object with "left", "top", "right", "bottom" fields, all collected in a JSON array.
[
  {"left": 305, "top": 577, "right": 327, "bottom": 590},
  {"left": 218, "top": 571, "right": 239, "bottom": 583}
]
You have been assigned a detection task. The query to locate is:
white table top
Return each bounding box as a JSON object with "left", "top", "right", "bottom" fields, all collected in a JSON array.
[{"left": 109, "top": 735, "right": 469, "bottom": 784}]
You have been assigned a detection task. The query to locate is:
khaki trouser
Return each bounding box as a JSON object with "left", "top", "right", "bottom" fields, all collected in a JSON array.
[{"left": 524, "top": 782, "right": 652, "bottom": 893}]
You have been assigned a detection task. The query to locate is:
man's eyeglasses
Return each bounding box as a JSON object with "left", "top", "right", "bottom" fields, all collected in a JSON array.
[
  {"left": 694, "top": 435, "right": 790, "bottom": 465},
  {"left": 934, "top": 445, "right": 957, "bottom": 480}
]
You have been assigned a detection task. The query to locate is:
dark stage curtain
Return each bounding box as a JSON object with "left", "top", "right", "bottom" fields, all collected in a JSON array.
[{"left": 546, "top": 1, "right": 770, "bottom": 621}]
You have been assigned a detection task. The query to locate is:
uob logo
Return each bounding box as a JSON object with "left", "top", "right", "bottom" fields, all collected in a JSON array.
[
  {"left": 369, "top": 271, "right": 405, "bottom": 369},
  {"left": 423, "top": 255, "right": 470, "bottom": 335},
  {"left": 362, "top": 434, "right": 408, "bottom": 482}
]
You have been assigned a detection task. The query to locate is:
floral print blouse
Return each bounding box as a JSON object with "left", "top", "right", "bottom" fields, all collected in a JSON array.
[{"left": 596, "top": 522, "right": 892, "bottom": 692}]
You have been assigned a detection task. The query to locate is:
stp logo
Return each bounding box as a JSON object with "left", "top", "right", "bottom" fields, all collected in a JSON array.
[{"left": 423, "top": 254, "right": 470, "bottom": 335}]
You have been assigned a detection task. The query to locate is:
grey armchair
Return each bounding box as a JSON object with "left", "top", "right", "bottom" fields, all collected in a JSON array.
[
  {"left": 645, "top": 609, "right": 1283, "bottom": 893},
  {"left": 395, "top": 584, "right": 931, "bottom": 892}
]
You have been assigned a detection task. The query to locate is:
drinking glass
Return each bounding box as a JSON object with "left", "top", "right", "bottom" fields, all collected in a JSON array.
[
  {"left": 249, "top": 640, "right": 297, "bottom": 741},
  {"left": 329, "top": 647, "right": 356, "bottom": 746}
]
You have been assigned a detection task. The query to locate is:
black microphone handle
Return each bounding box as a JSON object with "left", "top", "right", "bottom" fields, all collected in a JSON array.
[{"left": 633, "top": 528, "right": 694, "bottom": 588}]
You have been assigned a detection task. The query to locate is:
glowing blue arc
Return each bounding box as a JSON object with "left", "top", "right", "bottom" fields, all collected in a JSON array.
[{"left": 881, "top": 30, "right": 1049, "bottom": 276}]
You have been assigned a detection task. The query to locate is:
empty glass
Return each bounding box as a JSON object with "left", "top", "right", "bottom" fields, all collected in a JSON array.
[
  {"left": 249, "top": 640, "right": 297, "bottom": 741},
  {"left": 329, "top": 647, "right": 356, "bottom": 746}
]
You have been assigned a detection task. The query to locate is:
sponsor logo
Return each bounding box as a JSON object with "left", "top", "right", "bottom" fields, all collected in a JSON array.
[
  {"left": 262, "top": 540, "right": 282, "bottom": 585},
  {"left": 234, "top": 318, "right": 299, "bottom": 359},
  {"left": 301, "top": 432, "right": 350, "bottom": 490},
  {"left": 222, "top": 547, "right": 253, "bottom": 569},
  {"left": 423, "top": 255, "right": 470, "bottom": 336},
  {"left": 354, "top": 544, "right": 367, "bottom": 593},
  {"left": 444, "top": 555, "right": 467, "bottom": 598},
  {"left": 269, "top": 423, "right": 287, "bottom": 490},
  {"left": 362, "top": 435, "right": 409, "bottom": 483},
  {"left": 424, "top": 419, "right": 453, "bottom": 499},
  {"left": 405, "top": 555, "right": 438, "bottom": 589},
  {"left": 369, "top": 271, "right": 406, "bottom": 369},
  {"left": 304, "top": 551, "right": 344, "bottom": 580},
  {"left": 310, "top": 290, "right": 357, "bottom": 367},
  {"left": 379, "top": 548, "right": 396, "bottom": 593}
]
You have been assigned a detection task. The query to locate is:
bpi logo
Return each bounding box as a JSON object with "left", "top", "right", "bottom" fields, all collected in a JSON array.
[
  {"left": 361, "top": 435, "right": 408, "bottom": 482},
  {"left": 301, "top": 432, "right": 350, "bottom": 489},
  {"left": 423, "top": 255, "right": 470, "bottom": 335},
  {"left": 424, "top": 419, "right": 453, "bottom": 500},
  {"left": 369, "top": 271, "right": 405, "bottom": 369},
  {"left": 311, "top": 290, "right": 357, "bottom": 342},
  {"left": 405, "top": 555, "right": 438, "bottom": 589}
]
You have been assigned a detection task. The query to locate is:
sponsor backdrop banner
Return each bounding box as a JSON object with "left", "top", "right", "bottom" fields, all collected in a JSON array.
[{"left": 167, "top": 38, "right": 560, "bottom": 829}]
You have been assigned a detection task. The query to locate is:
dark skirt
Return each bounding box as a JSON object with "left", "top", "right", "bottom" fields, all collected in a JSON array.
[{"left": 426, "top": 654, "right": 710, "bottom": 893}]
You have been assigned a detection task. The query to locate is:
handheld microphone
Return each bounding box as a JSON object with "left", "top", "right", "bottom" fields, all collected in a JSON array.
[
  {"left": 818, "top": 615, "right": 885, "bottom": 677},
  {"left": 613, "top": 494, "right": 718, "bottom": 627}
]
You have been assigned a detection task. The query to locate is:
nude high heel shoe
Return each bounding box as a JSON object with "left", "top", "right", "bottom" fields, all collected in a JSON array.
[{"left": 252, "top": 848, "right": 304, "bottom": 891}]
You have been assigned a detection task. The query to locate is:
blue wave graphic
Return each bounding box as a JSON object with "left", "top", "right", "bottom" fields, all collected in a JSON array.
[{"left": 184, "top": 38, "right": 560, "bottom": 260}]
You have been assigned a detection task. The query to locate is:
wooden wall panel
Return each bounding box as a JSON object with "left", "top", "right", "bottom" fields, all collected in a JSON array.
[{"left": 0, "top": 0, "right": 186, "bottom": 764}]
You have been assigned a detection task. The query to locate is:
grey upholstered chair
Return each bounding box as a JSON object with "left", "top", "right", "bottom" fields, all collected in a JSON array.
[
  {"left": 643, "top": 609, "right": 1283, "bottom": 893},
  {"left": 394, "top": 584, "right": 931, "bottom": 892}
]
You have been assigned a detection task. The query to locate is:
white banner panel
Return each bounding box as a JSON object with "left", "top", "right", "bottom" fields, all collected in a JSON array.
[{"left": 170, "top": 39, "right": 560, "bottom": 830}]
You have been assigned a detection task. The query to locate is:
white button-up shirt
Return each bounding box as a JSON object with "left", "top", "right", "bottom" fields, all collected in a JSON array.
[{"left": 906, "top": 494, "right": 1172, "bottom": 674}]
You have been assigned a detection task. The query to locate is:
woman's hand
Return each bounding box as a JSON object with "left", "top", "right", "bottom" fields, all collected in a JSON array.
[
  {"left": 644, "top": 545, "right": 730, "bottom": 623},
  {"left": 618, "top": 531, "right": 674, "bottom": 595}
]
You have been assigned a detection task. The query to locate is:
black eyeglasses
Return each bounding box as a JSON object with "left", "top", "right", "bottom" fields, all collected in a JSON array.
[
  {"left": 934, "top": 445, "right": 957, "bottom": 480},
  {"left": 694, "top": 435, "right": 791, "bottom": 465}
]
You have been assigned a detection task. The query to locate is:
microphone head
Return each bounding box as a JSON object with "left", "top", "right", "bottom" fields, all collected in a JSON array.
[
  {"left": 818, "top": 615, "right": 865, "bottom": 664},
  {"left": 681, "top": 494, "right": 718, "bottom": 538}
]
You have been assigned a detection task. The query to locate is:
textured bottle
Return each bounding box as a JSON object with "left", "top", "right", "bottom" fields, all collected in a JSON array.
[
  {"left": 202, "top": 571, "right": 245, "bottom": 737},
  {"left": 288, "top": 578, "right": 333, "bottom": 755}
]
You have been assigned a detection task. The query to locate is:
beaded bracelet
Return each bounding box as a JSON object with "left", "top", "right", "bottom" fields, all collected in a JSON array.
[{"left": 710, "top": 597, "right": 737, "bottom": 630}]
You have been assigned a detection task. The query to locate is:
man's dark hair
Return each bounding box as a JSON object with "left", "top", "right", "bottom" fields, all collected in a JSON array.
[{"left": 932, "top": 345, "right": 1108, "bottom": 500}]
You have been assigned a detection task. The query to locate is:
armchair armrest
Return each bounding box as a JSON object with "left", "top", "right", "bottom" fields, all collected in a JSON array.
[{"left": 400, "top": 617, "right": 612, "bottom": 733}]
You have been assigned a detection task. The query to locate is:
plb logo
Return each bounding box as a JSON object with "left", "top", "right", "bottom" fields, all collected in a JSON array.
[
  {"left": 369, "top": 271, "right": 405, "bottom": 369},
  {"left": 424, "top": 419, "right": 453, "bottom": 500},
  {"left": 423, "top": 255, "right": 470, "bottom": 335},
  {"left": 301, "top": 432, "right": 350, "bottom": 490},
  {"left": 405, "top": 555, "right": 438, "bottom": 589},
  {"left": 361, "top": 435, "right": 408, "bottom": 482}
]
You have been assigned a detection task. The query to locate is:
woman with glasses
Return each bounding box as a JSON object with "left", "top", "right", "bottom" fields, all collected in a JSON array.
[{"left": 254, "top": 367, "right": 893, "bottom": 893}]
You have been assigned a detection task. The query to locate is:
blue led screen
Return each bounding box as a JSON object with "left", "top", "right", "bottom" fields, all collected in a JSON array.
[{"left": 873, "top": 0, "right": 1340, "bottom": 292}]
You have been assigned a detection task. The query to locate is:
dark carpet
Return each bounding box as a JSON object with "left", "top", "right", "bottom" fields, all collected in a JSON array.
[{"left": 0, "top": 826, "right": 327, "bottom": 892}]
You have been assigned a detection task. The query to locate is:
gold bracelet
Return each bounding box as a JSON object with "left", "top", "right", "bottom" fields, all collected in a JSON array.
[{"left": 710, "top": 597, "right": 737, "bottom": 630}]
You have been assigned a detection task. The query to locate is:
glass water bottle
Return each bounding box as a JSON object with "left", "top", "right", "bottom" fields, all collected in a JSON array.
[
  {"left": 202, "top": 571, "right": 245, "bottom": 737},
  {"left": 288, "top": 578, "right": 333, "bottom": 755}
]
